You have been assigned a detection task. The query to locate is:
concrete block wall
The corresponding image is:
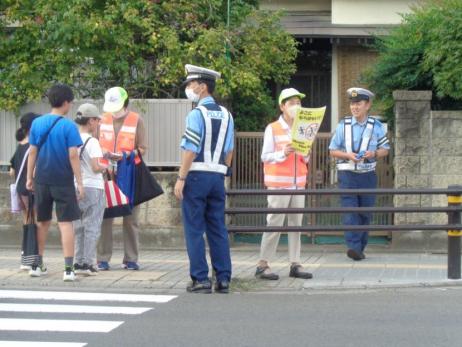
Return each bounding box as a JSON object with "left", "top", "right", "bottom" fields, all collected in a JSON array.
[{"left": 393, "top": 91, "right": 462, "bottom": 250}]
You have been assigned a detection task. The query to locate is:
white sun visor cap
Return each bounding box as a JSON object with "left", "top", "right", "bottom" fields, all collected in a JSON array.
[{"left": 278, "top": 88, "right": 306, "bottom": 105}]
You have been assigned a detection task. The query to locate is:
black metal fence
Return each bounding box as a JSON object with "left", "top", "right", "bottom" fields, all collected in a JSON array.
[
  {"left": 226, "top": 185, "right": 462, "bottom": 279},
  {"left": 231, "top": 132, "right": 394, "bottom": 239}
]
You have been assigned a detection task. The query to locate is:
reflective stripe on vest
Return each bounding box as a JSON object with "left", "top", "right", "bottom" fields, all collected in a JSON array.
[
  {"left": 337, "top": 162, "right": 377, "bottom": 172},
  {"left": 263, "top": 121, "right": 308, "bottom": 188},
  {"left": 99, "top": 111, "right": 141, "bottom": 165},
  {"left": 338, "top": 116, "right": 375, "bottom": 172},
  {"left": 190, "top": 105, "right": 230, "bottom": 175}
]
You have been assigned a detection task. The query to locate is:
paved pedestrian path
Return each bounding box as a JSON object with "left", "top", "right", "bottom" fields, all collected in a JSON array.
[{"left": 0, "top": 247, "right": 460, "bottom": 293}]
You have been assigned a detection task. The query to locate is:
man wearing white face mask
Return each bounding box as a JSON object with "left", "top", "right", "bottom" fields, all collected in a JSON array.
[
  {"left": 175, "top": 64, "right": 234, "bottom": 294},
  {"left": 255, "top": 88, "right": 313, "bottom": 281},
  {"left": 97, "top": 86, "right": 147, "bottom": 271}
]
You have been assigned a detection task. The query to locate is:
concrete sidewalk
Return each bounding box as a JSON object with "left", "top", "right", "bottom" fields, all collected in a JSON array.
[{"left": 1, "top": 246, "right": 460, "bottom": 294}]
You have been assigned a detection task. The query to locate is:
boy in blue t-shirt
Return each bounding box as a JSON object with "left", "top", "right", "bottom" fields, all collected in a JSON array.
[{"left": 26, "top": 84, "right": 84, "bottom": 282}]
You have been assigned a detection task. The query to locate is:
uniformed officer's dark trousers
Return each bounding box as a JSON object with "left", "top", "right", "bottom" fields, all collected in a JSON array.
[
  {"left": 338, "top": 170, "right": 377, "bottom": 253},
  {"left": 181, "top": 171, "right": 232, "bottom": 282}
]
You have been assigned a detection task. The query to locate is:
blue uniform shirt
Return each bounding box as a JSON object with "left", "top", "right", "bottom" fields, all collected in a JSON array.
[
  {"left": 30, "top": 114, "right": 83, "bottom": 186},
  {"left": 329, "top": 115, "right": 390, "bottom": 153},
  {"left": 180, "top": 96, "right": 234, "bottom": 154}
]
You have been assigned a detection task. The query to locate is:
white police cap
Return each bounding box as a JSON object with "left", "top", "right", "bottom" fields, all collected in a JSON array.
[
  {"left": 184, "top": 64, "right": 221, "bottom": 85},
  {"left": 347, "top": 87, "right": 374, "bottom": 102}
]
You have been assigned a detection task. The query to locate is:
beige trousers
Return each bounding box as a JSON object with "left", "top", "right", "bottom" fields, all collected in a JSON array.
[
  {"left": 259, "top": 194, "right": 305, "bottom": 264},
  {"left": 97, "top": 205, "right": 140, "bottom": 263}
]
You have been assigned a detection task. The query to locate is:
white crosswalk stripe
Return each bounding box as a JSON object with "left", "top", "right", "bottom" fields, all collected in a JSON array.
[
  {"left": 0, "top": 318, "right": 123, "bottom": 332},
  {"left": 0, "top": 289, "right": 177, "bottom": 346},
  {"left": 0, "top": 290, "right": 176, "bottom": 303},
  {"left": 0, "top": 303, "right": 152, "bottom": 315},
  {"left": 0, "top": 342, "right": 87, "bottom": 347}
]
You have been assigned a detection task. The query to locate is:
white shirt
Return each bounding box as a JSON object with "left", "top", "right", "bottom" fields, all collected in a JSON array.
[
  {"left": 79, "top": 133, "right": 104, "bottom": 190},
  {"left": 261, "top": 115, "right": 310, "bottom": 190}
]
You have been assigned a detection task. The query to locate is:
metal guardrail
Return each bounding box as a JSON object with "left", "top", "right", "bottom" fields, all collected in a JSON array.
[
  {"left": 226, "top": 185, "right": 462, "bottom": 280},
  {"left": 227, "top": 188, "right": 462, "bottom": 195},
  {"left": 231, "top": 132, "right": 394, "bottom": 231}
]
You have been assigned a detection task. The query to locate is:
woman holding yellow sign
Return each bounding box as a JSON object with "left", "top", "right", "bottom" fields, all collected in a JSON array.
[{"left": 255, "top": 88, "right": 315, "bottom": 281}]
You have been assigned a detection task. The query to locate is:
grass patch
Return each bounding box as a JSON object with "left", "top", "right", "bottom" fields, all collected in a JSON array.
[{"left": 230, "top": 277, "right": 263, "bottom": 292}]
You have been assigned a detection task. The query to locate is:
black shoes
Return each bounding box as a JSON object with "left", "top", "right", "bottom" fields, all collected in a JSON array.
[
  {"left": 214, "top": 280, "right": 230, "bottom": 294},
  {"left": 256, "top": 265, "right": 313, "bottom": 280},
  {"left": 289, "top": 264, "right": 313, "bottom": 279},
  {"left": 255, "top": 266, "right": 279, "bottom": 280},
  {"left": 186, "top": 279, "right": 231, "bottom": 294},
  {"left": 347, "top": 249, "right": 365, "bottom": 261},
  {"left": 186, "top": 280, "right": 212, "bottom": 294}
]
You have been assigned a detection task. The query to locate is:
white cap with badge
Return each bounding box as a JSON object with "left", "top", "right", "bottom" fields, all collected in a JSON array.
[
  {"left": 183, "top": 64, "right": 221, "bottom": 85},
  {"left": 347, "top": 87, "right": 374, "bottom": 102}
]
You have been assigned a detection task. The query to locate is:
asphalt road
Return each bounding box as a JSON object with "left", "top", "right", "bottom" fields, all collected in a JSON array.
[{"left": 1, "top": 287, "right": 462, "bottom": 347}]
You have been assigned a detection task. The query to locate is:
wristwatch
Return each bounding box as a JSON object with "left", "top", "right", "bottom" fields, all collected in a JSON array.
[{"left": 177, "top": 175, "right": 186, "bottom": 181}]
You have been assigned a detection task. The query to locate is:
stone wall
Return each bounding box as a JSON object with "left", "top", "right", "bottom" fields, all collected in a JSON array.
[
  {"left": 393, "top": 90, "right": 462, "bottom": 250},
  {"left": 0, "top": 172, "right": 185, "bottom": 248}
]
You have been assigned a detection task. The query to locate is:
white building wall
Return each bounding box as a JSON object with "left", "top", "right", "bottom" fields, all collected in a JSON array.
[{"left": 332, "top": 0, "right": 417, "bottom": 25}]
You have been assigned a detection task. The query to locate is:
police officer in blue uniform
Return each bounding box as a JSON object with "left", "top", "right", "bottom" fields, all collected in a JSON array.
[
  {"left": 174, "top": 64, "right": 234, "bottom": 293},
  {"left": 329, "top": 88, "right": 390, "bottom": 261}
]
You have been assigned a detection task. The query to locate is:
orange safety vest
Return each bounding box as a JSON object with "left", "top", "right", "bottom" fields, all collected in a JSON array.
[
  {"left": 263, "top": 120, "right": 308, "bottom": 188},
  {"left": 99, "top": 111, "right": 141, "bottom": 165}
]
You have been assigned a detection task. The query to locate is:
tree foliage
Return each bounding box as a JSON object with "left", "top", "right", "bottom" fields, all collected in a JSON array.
[
  {"left": 0, "top": 0, "right": 297, "bottom": 130},
  {"left": 363, "top": 0, "right": 462, "bottom": 122}
]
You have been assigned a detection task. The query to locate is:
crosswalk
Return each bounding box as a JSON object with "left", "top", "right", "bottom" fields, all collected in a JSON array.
[{"left": 0, "top": 289, "right": 177, "bottom": 346}]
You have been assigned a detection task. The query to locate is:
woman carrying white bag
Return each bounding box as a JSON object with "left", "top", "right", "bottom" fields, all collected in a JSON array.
[{"left": 9, "top": 112, "right": 40, "bottom": 270}]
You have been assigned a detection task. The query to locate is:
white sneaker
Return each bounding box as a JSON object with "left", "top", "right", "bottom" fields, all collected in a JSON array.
[
  {"left": 63, "top": 268, "right": 76, "bottom": 282},
  {"left": 29, "top": 264, "right": 47, "bottom": 277},
  {"left": 20, "top": 264, "right": 31, "bottom": 271}
]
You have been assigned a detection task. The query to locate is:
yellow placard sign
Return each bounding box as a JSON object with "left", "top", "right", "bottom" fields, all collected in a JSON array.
[{"left": 290, "top": 106, "right": 326, "bottom": 156}]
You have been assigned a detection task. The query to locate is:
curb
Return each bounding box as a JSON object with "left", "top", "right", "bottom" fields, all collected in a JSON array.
[{"left": 302, "top": 279, "right": 462, "bottom": 291}]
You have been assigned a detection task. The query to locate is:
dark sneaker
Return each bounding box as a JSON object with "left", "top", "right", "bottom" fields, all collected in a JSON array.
[
  {"left": 87, "top": 264, "right": 98, "bottom": 276},
  {"left": 255, "top": 266, "right": 279, "bottom": 280},
  {"left": 74, "top": 263, "right": 89, "bottom": 275},
  {"left": 122, "top": 261, "right": 140, "bottom": 270},
  {"left": 97, "top": 261, "right": 110, "bottom": 271},
  {"left": 29, "top": 264, "right": 47, "bottom": 277},
  {"left": 186, "top": 280, "right": 212, "bottom": 294},
  {"left": 289, "top": 264, "right": 313, "bottom": 279},
  {"left": 63, "top": 267, "right": 76, "bottom": 282},
  {"left": 214, "top": 280, "right": 230, "bottom": 294},
  {"left": 347, "top": 249, "right": 363, "bottom": 261}
]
